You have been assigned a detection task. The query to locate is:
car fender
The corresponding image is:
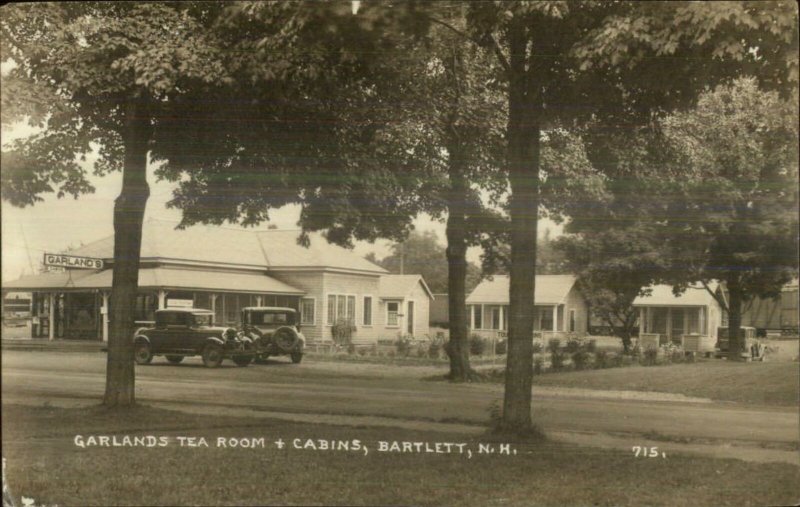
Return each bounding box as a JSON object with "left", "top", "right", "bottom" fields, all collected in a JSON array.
[
  {"left": 205, "top": 336, "right": 225, "bottom": 347},
  {"left": 296, "top": 331, "right": 306, "bottom": 348},
  {"left": 134, "top": 334, "right": 150, "bottom": 345}
]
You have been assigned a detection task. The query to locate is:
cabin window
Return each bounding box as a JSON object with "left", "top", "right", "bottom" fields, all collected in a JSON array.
[
  {"left": 363, "top": 296, "right": 373, "bottom": 326},
  {"left": 327, "top": 294, "right": 356, "bottom": 325},
  {"left": 386, "top": 301, "right": 399, "bottom": 327},
  {"left": 300, "top": 298, "right": 315, "bottom": 325}
]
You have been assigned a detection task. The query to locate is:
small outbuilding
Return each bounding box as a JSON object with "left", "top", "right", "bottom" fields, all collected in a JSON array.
[
  {"left": 466, "top": 274, "right": 589, "bottom": 341},
  {"left": 633, "top": 283, "right": 726, "bottom": 351}
]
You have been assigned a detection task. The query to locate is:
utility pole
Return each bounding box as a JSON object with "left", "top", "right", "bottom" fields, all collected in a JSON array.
[
  {"left": 20, "top": 225, "right": 36, "bottom": 275},
  {"left": 399, "top": 241, "right": 404, "bottom": 275}
]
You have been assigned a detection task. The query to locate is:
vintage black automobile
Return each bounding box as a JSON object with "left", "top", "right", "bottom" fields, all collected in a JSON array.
[
  {"left": 239, "top": 307, "right": 305, "bottom": 364},
  {"left": 133, "top": 308, "right": 255, "bottom": 367}
]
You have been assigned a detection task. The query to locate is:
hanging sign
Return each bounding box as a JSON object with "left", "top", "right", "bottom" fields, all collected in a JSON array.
[{"left": 43, "top": 253, "right": 105, "bottom": 270}]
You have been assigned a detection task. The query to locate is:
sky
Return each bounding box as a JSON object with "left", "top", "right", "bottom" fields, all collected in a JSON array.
[{"left": 1, "top": 122, "right": 561, "bottom": 282}]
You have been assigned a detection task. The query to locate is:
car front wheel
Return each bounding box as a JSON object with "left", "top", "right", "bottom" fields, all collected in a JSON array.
[
  {"left": 134, "top": 343, "right": 153, "bottom": 365},
  {"left": 290, "top": 351, "right": 303, "bottom": 364},
  {"left": 202, "top": 343, "right": 224, "bottom": 368}
]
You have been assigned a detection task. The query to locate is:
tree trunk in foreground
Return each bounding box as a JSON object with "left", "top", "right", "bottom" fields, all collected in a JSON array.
[
  {"left": 445, "top": 141, "right": 474, "bottom": 381},
  {"left": 726, "top": 278, "right": 745, "bottom": 362},
  {"left": 501, "top": 22, "right": 539, "bottom": 431},
  {"left": 104, "top": 100, "right": 151, "bottom": 407}
]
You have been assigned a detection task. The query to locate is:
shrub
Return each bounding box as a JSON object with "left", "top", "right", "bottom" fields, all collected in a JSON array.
[
  {"left": 387, "top": 349, "right": 396, "bottom": 358},
  {"left": 671, "top": 350, "right": 685, "bottom": 363},
  {"left": 534, "top": 356, "right": 544, "bottom": 375},
  {"left": 620, "top": 355, "right": 634, "bottom": 367},
  {"left": 594, "top": 350, "right": 609, "bottom": 369},
  {"left": 642, "top": 347, "right": 659, "bottom": 366},
  {"left": 547, "top": 338, "right": 561, "bottom": 355},
  {"left": 347, "top": 343, "right": 356, "bottom": 355},
  {"left": 532, "top": 341, "right": 543, "bottom": 354},
  {"left": 630, "top": 345, "right": 642, "bottom": 358},
  {"left": 550, "top": 350, "right": 565, "bottom": 371},
  {"left": 685, "top": 352, "right": 696, "bottom": 363},
  {"left": 428, "top": 341, "right": 441, "bottom": 359},
  {"left": 416, "top": 346, "right": 427, "bottom": 358},
  {"left": 395, "top": 336, "right": 412, "bottom": 357},
  {"left": 586, "top": 339, "right": 597, "bottom": 353},
  {"left": 571, "top": 349, "right": 590, "bottom": 370},
  {"left": 495, "top": 339, "right": 507, "bottom": 355},
  {"left": 358, "top": 347, "right": 368, "bottom": 357},
  {"left": 331, "top": 319, "right": 356, "bottom": 346},
  {"left": 469, "top": 334, "right": 486, "bottom": 356},
  {"left": 565, "top": 338, "right": 581, "bottom": 353}
]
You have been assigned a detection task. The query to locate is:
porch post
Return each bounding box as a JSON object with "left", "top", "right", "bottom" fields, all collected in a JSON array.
[
  {"left": 101, "top": 291, "right": 110, "bottom": 343},
  {"left": 639, "top": 307, "right": 645, "bottom": 336},
  {"left": 157, "top": 290, "right": 167, "bottom": 310},
  {"left": 666, "top": 307, "right": 672, "bottom": 342},
  {"left": 552, "top": 305, "right": 558, "bottom": 332},
  {"left": 255, "top": 295, "right": 262, "bottom": 307},
  {"left": 210, "top": 293, "right": 217, "bottom": 313},
  {"left": 499, "top": 306, "right": 505, "bottom": 331},
  {"left": 469, "top": 305, "right": 475, "bottom": 330},
  {"left": 480, "top": 304, "right": 484, "bottom": 331},
  {"left": 699, "top": 306, "right": 706, "bottom": 335},
  {"left": 48, "top": 292, "right": 55, "bottom": 341}
]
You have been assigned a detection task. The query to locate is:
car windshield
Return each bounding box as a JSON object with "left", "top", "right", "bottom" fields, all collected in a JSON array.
[
  {"left": 252, "top": 312, "right": 293, "bottom": 325},
  {"left": 193, "top": 314, "right": 213, "bottom": 326}
]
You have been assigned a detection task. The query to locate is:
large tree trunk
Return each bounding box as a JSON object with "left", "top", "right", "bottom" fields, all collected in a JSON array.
[
  {"left": 445, "top": 140, "right": 474, "bottom": 381},
  {"left": 103, "top": 100, "right": 151, "bottom": 407},
  {"left": 501, "top": 23, "right": 539, "bottom": 431},
  {"left": 726, "top": 277, "right": 745, "bottom": 362}
]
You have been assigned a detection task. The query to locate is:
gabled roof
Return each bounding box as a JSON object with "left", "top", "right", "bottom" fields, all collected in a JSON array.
[
  {"left": 255, "top": 229, "right": 387, "bottom": 274},
  {"left": 378, "top": 275, "right": 434, "bottom": 300},
  {"left": 466, "top": 275, "right": 578, "bottom": 305},
  {"left": 633, "top": 283, "right": 720, "bottom": 307},
  {"left": 66, "top": 218, "right": 386, "bottom": 275}
]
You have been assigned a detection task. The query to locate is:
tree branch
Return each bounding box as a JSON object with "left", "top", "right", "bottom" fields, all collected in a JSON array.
[
  {"left": 702, "top": 280, "right": 729, "bottom": 313},
  {"left": 427, "top": 15, "right": 511, "bottom": 75}
]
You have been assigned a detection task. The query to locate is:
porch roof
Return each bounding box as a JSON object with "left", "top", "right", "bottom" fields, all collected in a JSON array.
[
  {"left": 633, "top": 283, "right": 719, "bottom": 307},
  {"left": 1, "top": 267, "right": 304, "bottom": 295},
  {"left": 466, "top": 275, "right": 577, "bottom": 305}
]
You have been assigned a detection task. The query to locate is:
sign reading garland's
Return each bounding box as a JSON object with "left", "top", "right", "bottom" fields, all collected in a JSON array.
[{"left": 43, "top": 253, "right": 104, "bottom": 270}]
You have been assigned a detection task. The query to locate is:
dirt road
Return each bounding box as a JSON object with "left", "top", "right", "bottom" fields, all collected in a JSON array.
[{"left": 3, "top": 351, "right": 797, "bottom": 463}]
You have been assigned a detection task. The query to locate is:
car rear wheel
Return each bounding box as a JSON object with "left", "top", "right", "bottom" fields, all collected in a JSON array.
[
  {"left": 134, "top": 343, "right": 153, "bottom": 365},
  {"left": 290, "top": 351, "right": 303, "bottom": 364},
  {"left": 165, "top": 355, "right": 184, "bottom": 364},
  {"left": 202, "top": 343, "right": 224, "bottom": 368},
  {"left": 233, "top": 355, "right": 252, "bottom": 367}
]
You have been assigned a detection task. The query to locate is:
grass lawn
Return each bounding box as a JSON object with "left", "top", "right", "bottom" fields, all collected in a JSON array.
[
  {"left": 522, "top": 361, "right": 799, "bottom": 406},
  {"left": 3, "top": 404, "right": 799, "bottom": 506}
]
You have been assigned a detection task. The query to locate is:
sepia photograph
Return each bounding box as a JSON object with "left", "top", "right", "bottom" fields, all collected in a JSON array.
[{"left": 1, "top": 2, "right": 798, "bottom": 506}]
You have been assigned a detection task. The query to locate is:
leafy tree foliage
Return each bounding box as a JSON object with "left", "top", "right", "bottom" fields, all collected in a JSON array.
[
  {"left": 460, "top": 0, "right": 797, "bottom": 431},
  {"left": 366, "top": 230, "right": 482, "bottom": 294},
  {"left": 557, "top": 226, "right": 664, "bottom": 353},
  {"left": 1, "top": 2, "right": 231, "bottom": 406},
  {"left": 157, "top": 2, "right": 510, "bottom": 381},
  {"left": 660, "top": 78, "right": 798, "bottom": 359}
]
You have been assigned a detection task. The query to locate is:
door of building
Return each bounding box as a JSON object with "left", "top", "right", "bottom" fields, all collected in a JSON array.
[{"left": 407, "top": 301, "right": 414, "bottom": 336}]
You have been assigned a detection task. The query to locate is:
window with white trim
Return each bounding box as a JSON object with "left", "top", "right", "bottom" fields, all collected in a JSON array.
[
  {"left": 386, "top": 301, "right": 399, "bottom": 327},
  {"left": 327, "top": 294, "right": 356, "bottom": 325},
  {"left": 363, "top": 296, "right": 373, "bottom": 326},
  {"left": 300, "top": 298, "right": 315, "bottom": 325}
]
